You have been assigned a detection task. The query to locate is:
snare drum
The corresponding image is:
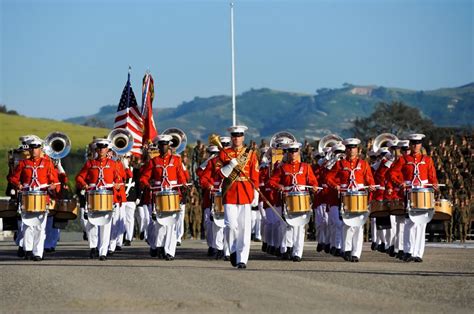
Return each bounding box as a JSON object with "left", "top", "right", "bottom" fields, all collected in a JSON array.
[
  {"left": 0, "top": 199, "right": 17, "bottom": 218},
  {"left": 284, "top": 191, "right": 311, "bottom": 214},
  {"left": 87, "top": 190, "right": 113, "bottom": 212},
  {"left": 369, "top": 200, "right": 389, "bottom": 218},
  {"left": 388, "top": 199, "right": 405, "bottom": 216},
  {"left": 55, "top": 199, "right": 78, "bottom": 220},
  {"left": 409, "top": 187, "right": 434, "bottom": 210},
  {"left": 211, "top": 191, "right": 224, "bottom": 215},
  {"left": 22, "top": 190, "right": 47, "bottom": 213},
  {"left": 154, "top": 190, "right": 180, "bottom": 212},
  {"left": 341, "top": 191, "right": 368, "bottom": 213},
  {"left": 433, "top": 199, "right": 453, "bottom": 221}
]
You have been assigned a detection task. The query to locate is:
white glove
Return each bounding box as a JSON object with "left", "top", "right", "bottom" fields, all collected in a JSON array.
[
  {"left": 251, "top": 190, "right": 259, "bottom": 207},
  {"left": 220, "top": 158, "right": 239, "bottom": 178},
  {"left": 56, "top": 159, "right": 65, "bottom": 174},
  {"left": 122, "top": 157, "right": 130, "bottom": 169}
]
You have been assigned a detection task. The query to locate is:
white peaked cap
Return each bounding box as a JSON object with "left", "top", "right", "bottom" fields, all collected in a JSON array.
[
  {"left": 227, "top": 125, "right": 248, "bottom": 133},
  {"left": 28, "top": 138, "right": 44, "bottom": 146},
  {"left": 93, "top": 138, "right": 111, "bottom": 146},
  {"left": 20, "top": 135, "right": 41, "bottom": 145},
  {"left": 156, "top": 134, "right": 173, "bottom": 142},
  {"left": 219, "top": 136, "right": 231, "bottom": 143},
  {"left": 342, "top": 138, "right": 361, "bottom": 146},
  {"left": 408, "top": 133, "right": 426, "bottom": 141},
  {"left": 397, "top": 140, "right": 410, "bottom": 148},
  {"left": 331, "top": 143, "right": 346, "bottom": 153},
  {"left": 283, "top": 142, "right": 302, "bottom": 150},
  {"left": 207, "top": 145, "right": 219, "bottom": 153},
  {"left": 386, "top": 139, "right": 399, "bottom": 148}
]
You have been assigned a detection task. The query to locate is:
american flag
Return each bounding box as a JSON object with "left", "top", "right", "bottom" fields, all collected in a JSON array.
[
  {"left": 141, "top": 73, "right": 158, "bottom": 144},
  {"left": 114, "top": 70, "right": 144, "bottom": 156}
]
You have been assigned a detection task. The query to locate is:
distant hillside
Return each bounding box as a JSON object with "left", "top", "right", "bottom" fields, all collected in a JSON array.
[
  {"left": 64, "top": 83, "right": 474, "bottom": 142},
  {"left": 0, "top": 113, "right": 109, "bottom": 196}
]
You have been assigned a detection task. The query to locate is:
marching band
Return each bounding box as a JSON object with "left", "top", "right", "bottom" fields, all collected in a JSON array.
[{"left": 2, "top": 125, "right": 454, "bottom": 269}]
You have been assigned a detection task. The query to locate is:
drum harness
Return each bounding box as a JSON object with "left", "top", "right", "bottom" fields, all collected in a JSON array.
[
  {"left": 150, "top": 154, "right": 179, "bottom": 219},
  {"left": 340, "top": 159, "right": 364, "bottom": 214},
  {"left": 281, "top": 163, "right": 304, "bottom": 216},
  {"left": 403, "top": 155, "right": 428, "bottom": 213}
]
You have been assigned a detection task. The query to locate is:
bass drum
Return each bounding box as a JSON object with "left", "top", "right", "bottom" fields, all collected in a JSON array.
[
  {"left": 369, "top": 200, "right": 389, "bottom": 218},
  {"left": 433, "top": 199, "right": 453, "bottom": 221}
]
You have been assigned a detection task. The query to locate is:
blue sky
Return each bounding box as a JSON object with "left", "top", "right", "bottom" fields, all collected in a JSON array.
[{"left": 1, "top": 0, "right": 472, "bottom": 120}]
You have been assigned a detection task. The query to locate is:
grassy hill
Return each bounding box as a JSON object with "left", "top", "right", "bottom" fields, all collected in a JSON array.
[
  {"left": 64, "top": 83, "right": 474, "bottom": 142},
  {"left": 0, "top": 113, "right": 109, "bottom": 196}
]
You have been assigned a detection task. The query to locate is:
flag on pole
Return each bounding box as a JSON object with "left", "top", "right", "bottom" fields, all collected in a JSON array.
[
  {"left": 114, "top": 69, "right": 144, "bottom": 156},
  {"left": 141, "top": 72, "right": 158, "bottom": 144}
]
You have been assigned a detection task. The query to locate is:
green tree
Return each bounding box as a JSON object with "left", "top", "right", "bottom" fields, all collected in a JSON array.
[{"left": 350, "top": 101, "right": 434, "bottom": 141}]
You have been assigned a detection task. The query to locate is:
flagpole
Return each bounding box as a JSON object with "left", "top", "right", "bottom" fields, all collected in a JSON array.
[{"left": 230, "top": 2, "right": 236, "bottom": 126}]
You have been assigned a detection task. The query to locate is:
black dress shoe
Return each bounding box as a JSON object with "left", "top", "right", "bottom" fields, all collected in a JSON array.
[
  {"left": 371, "top": 242, "right": 377, "bottom": 251},
  {"left": 176, "top": 241, "right": 181, "bottom": 247},
  {"left": 351, "top": 256, "right": 359, "bottom": 263},
  {"left": 99, "top": 255, "right": 107, "bottom": 261},
  {"left": 17, "top": 247, "right": 25, "bottom": 258},
  {"left": 158, "top": 247, "right": 166, "bottom": 259},
  {"left": 292, "top": 256, "right": 302, "bottom": 262},
  {"left": 316, "top": 243, "right": 323, "bottom": 252},
  {"left": 124, "top": 240, "right": 131, "bottom": 247},
  {"left": 230, "top": 252, "right": 237, "bottom": 267},
  {"left": 224, "top": 255, "right": 230, "bottom": 261},
  {"left": 396, "top": 250, "right": 405, "bottom": 260},
  {"left": 281, "top": 251, "right": 290, "bottom": 260},
  {"left": 377, "top": 243, "right": 386, "bottom": 253},
  {"left": 139, "top": 231, "right": 145, "bottom": 240},
  {"left": 237, "top": 263, "right": 247, "bottom": 269},
  {"left": 33, "top": 256, "right": 42, "bottom": 262},
  {"left": 275, "top": 248, "right": 282, "bottom": 257},
  {"left": 116, "top": 246, "right": 122, "bottom": 251},
  {"left": 50, "top": 247, "right": 56, "bottom": 252},
  {"left": 165, "top": 253, "right": 175, "bottom": 261},
  {"left": 25, "top": 251, "right": 33, "bottom": 260},
  {"left": 150, "top": 248, "right": 158, "bottom": 258},
  {"left": 90, "top": 248, "right": 98, "bottom": 259},
  {"left": 261, "top": 242, "right": 268, "bottom": 252},
  {"left": 215, "top": 250, "right": 224, "bottom": 260},
  {"left": 403, "top": 253, "right": 413, "bottom": 262},
  {"left": 387, "top": 245, "right": 395, "bottom": 257},
  {"left": 330, "top": 247, "right": 336, "bottom": 256},
  {"left": 108, "top": 250, "right": 115, "bottom": 256},
  {"left": 414, "top": 257, "right": 423, "bottom": 263},
  {"left": 267, "top": 246, "right": 275, "bottom": 255},
  {"left": 324, "top": 244, "right": 330, "bottom": 254},
  {"left": 343, "top": 251, "right": 352, "bottom": 261},
  {"left": 83, "top": 232, "right": 88, "bottom": 241},
  {"left": 207, "top": 247, "right": 216, "bottom": 257},
  {"left": 334, "top": 249, "right": 341, "bottom": 257}
]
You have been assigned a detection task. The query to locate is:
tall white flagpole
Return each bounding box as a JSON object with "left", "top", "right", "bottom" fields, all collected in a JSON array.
[{"left": 230, "top": 2, "right": 236, "bottom": 126}]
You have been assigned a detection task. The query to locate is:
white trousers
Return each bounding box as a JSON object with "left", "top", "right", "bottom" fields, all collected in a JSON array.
[
  {"left": 212, "top": 221, "right": 225, "bottom": 250},
  {"left": 224, "top": 204, "right": 252, "bottom": 264},
  {"left": 315, "top": 204, "right": 329, "bottom": 244},
  {"left": 413, "top": 222, "right": 427, "bottom": 258},
  {"left": 251, "top": 209, "right": 262, "bottom": 240},
  {"left": 388, "top": 215, "right": 397, "bottom": 247},
  {"left": 123, "top": 201, "right": 136, "bottom": 241},
  {"left": 176, "top": 203, "right": 185, "bottom": 243},
  {"left": 342, "top": 225, "right": 364, "bottom": 258},
  {"left": 136, "top": 205, "right": 150, "bottom": 240},
  {"left": 86, "top": 221, "right": 112, "bottom": 256},
  {"left": 23, "top": 214, "right": 48, "bottom": 257},
  {"left": 395, "top": 216, "right": 405, "bottom": 252},
  {"left": 155, "top": 221, "right": 177, "bottom": 257},
  {"left": 371, "top": 217, "right": 377, "bottom": 243},
  {"left": 328, "top": 206, "right": 343, "bottom": 249},
  {"left": 281, "top": 225, "right": 305, "bottom": 257},
  {"left": 109, "top": 203, "right": 125, "bottom": 252},
  {"left": 45, "top": 216, "right": 60, "bottom": 249}
]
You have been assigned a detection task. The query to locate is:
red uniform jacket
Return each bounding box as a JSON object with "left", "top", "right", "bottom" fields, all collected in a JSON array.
[
  {"left": 219, "top": 147, "right": 259, "bottom": 205},
  {"left": 259, "top": 163, "right": 276, "bottom": 207},
  {"left": 140, "top": 152, "right": 187, "bottom": 192},
  {"left": 389, "top": 152, "right": 438, "bottom": 188},
  {"left": 199, "top": 155, "right": 223, "bottom": 209},
  {"left": 75, "top": 157, "right": 123, "bottom": 203},
  {"left": 373, "top": 158, "right": 391, "bottom": 201},
  {"left": 9, "top": 156, "right": 60, "bottom": 202},
  {"left": 326, "top": 157, "right": 375, "bottom": 206}
]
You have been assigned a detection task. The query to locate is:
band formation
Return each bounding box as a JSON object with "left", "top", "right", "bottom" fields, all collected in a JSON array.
[{"left": 3, "top": 126, "right": 465, "bottom": 269}]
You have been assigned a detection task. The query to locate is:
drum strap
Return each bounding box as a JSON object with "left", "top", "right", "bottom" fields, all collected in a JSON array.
[
  {"left": 25, "top": 160, "right": 45, "bottom": 189},
  {"left": 405, "top": 156, "right": 426, "bottom": 187},
  {"left": 153, "top": 155, "right": 175, "bottom": 189},
  {"left": 343, "top": 160, "right": 361, "bottom": 191},
  {"left": 284, "top": 163, "right": 304, "bottom": 192},
  {"left": 92, "top": 160, "right": 111, "bottom": 187}
]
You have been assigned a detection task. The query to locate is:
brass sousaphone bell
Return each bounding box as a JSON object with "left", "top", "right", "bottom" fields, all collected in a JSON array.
[
  {"left": 43, "top": 132, "right": 72, "bottom": 159},
  {"left": 162, "top": 128, "right": 187, "bottom": 154}
]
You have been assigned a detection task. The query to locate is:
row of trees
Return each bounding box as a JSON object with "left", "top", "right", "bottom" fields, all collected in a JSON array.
[{"left": 0, "top": 105, "right": 19, "bottom": 115}]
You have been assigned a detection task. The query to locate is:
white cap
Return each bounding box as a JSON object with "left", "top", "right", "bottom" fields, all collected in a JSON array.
[
  {"left": 275, "top": 137, "right": 294, "bottom": 148},
  {"left": 219, "top": 136, "right": 231, "bottom": 144},
  {"left": 379, "top": 147, "right": 390, "bottom": 155},
  {"left": 156, "top": 134, "right": 173, "bottom": 143},
  {"left": 342, "top": 138, "right": 361, "bottom": 146},
  {"left": 20, "top": 135, "right": 41, "bottom": 145},
  {"left": 397, "top": 140, "right": 410, "bottom": 148},
  {"left": 28, "top": 138, "right": 43, "bottom": 147},
  {"left": 227, "top": 125, "right": 248, "bottom": 134},
  {"left": 207, "top": 145, "right": 219, "bottom": 153},
  {"left": 93, "top": 138, "right": 111, "bottom": 146},
  {"left": 408, "top": 133, "right": 426, "bottom": 141},
  {"left": 283, "top": 142, "right": 302, "bottom": 150},
  {"left": 331, "top": 143, "right": 346, "bottom": 153},
  {"left": 386, "top": 139, "right": 399, "bottom": 148}
]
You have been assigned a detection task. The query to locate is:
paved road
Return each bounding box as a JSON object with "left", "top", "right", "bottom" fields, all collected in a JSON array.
[{"left": 0, "top": 236, "right": 473, "bottom": 313}]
